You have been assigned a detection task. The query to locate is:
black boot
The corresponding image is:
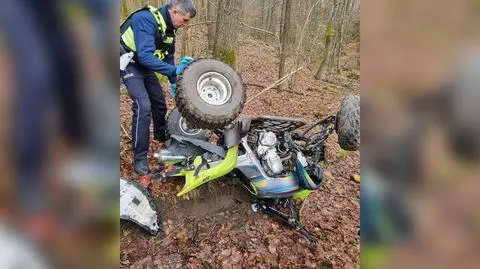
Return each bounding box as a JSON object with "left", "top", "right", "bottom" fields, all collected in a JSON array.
[{"left": 134, "top": 159, "right": 150, "bottom": 175}]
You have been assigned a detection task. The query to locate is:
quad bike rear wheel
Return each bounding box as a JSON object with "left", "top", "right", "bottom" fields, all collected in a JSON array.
[
  {"left": 176, "top": 59, "right": 246, "bottom": 129},
  {"left": 166, "top": 108, "right": 211, "bottom": 141},
  {"left": 336, "top": 95, "right": 360, "bottom": 151}
]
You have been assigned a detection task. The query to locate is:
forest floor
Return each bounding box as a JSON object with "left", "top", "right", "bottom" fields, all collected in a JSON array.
[{"left": 120, "top": 26, "right": 360, "bottom": 269}]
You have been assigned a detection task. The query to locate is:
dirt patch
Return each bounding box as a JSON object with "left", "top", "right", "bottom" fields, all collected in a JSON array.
[{"left": 153, "top": 178, "right": 253, "bottom": 223}]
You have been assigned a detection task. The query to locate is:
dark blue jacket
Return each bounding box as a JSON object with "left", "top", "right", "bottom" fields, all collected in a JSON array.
[{"left": 127, "top": 6, "right": 177, "bottom": 80}]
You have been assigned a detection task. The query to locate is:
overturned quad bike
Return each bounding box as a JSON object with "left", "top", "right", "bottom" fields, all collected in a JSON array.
[{"left": 120, "top": 59, "right": 360, "bottom": 248}]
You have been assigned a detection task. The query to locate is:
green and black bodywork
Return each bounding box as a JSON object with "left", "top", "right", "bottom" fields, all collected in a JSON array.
[
  {"left": 161, "top": 116, "right": 332, "bottom": 200},
  {"left": 153, "top": 112, "right": 345, "bottom": 247}
]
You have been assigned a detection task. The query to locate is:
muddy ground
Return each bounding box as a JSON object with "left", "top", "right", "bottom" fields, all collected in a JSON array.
[{"left": 120, "top": 26, "right": 360, "bottom": 268}]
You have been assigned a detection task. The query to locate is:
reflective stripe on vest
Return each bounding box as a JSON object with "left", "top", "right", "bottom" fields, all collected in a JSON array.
[
  {"left": 121, "top": 27, "right": 136, "bottom": 51},
  {"left": 120, "top": 5, "right": 172, "bottom": 60}
]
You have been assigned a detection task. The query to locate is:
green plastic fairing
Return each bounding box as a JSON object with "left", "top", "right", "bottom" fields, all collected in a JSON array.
[{"left": 176, "top": 145, "right": 239, "bottom": 196}]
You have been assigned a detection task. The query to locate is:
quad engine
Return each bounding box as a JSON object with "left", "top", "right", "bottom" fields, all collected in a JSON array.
[{"left": 257, "top": 132, "right": 284, "bottom": 175}]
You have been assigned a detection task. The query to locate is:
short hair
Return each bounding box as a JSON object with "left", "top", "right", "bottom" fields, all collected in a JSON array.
[{"left": 168, "top": 0, "right": 197, "bottom": 18}]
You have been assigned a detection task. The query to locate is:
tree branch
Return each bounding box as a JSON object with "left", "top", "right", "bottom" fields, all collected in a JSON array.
[
  {"left": 239, "top": 21, "right": 276, "bottom": 36},
  {"left": 121, "top": 123, "right": 131, "bottom": 140},
  {"left": 292, "top": 0, "right": 323, "bottom": 72},
  {"left": 239, "top": 21, "right": 280, "bottom": 44},
  {"left": 245, "top": 82, "right": 266, "bottom": 88},
  {"left": 186, "top": 20, "right": 216, "bottom": 28},
  {"left": 245, "top": 66, "right": 304, "bottom": 105}
]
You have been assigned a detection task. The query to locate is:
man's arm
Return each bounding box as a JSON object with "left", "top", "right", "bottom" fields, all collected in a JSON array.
[{"left": 131, "top": 12, "right": 176, "bottom": 78}]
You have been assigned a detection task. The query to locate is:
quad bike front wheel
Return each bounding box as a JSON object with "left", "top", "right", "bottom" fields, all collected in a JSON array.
[
  {"left": 336, "top": 95, "right": 360, "bottom": 151},
  {"left": 176, "top": 59, "right": 246, "bottom": 129},
  {"left": 166, "top": 108, "right": 211, "bottom": 141}
]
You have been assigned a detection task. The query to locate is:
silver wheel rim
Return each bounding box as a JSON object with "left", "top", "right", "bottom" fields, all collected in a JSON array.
[
  {"left": 196, "top": 72, "right": 232, "bottom": 106},
  {"left": 179, "top": 117, "right": 202, "bottom": 136}
]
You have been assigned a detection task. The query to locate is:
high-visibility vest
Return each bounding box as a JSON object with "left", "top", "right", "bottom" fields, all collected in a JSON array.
[{"left": 120, "top": 5, "right": 175, "bottom": 60}]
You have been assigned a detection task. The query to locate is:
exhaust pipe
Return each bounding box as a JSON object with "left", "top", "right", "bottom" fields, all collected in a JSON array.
[{"left": 153, "top": 150, "right": 187, "bottom": 164}]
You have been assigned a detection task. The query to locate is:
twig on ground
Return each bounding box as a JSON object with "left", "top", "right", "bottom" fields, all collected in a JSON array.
[
  {"left": 120, "top": 145, "right": 132, "bottom": 156},
  {"left": 203, "top": 222, "right": 218, "bottom": 241},
  {"left": 323, "top": 85, "right": 342, "bottom": 94},
  {"left": 189, "top": 219, "right": 199, "bottom": 243},
  {"left": 283, "top": 89, "right": 305, "bottom": 96},
  {"left": 121, "top": 123, "right": 131, "bottom": 140},
  {"left": 245, "top": 82, "right": 267, "bottom": 88}
]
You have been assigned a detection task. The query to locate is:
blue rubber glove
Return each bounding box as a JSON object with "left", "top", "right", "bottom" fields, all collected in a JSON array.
[
  {"left": 171, "top": 83, "right": 177, "bottom": 97},
  {"left": 171, "top": 57, "right": 194, "bottom": 97},
  {"left": 176, "top": 56, "right": 194, "bottom": 75}
]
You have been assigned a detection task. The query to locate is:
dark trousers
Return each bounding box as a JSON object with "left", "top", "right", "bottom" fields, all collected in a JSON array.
[{"left": 121, "top": 63, "right": 167, "bottom": 162}]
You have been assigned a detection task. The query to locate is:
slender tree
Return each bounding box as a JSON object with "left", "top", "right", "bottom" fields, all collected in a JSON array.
[
  {"left": 335, "top": 0, "right": 350, "bottom": 73},
  {"left": 278, "top": 0, "right": 292, "bottom": 90},
  {"left": 207, "top": 0, "right": 217, "bottom": 50},
  {"left": 213, "top": 0, "right": 243, "bottom": 68},
  {"left": 181, "top": 28, "right": 192, "bottom": 57},
  {"left": 314, "top": 0, "right": 337, "bottom": 80}
]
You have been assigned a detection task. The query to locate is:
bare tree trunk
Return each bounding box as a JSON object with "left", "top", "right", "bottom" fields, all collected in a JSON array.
[
  {"left": 279, "top": 0, "right": 286, "bottom": 41},
  {"left": 335, "top": 0, "right": 349, "bottom": 73},
  {"left": 273, "top": 0, "right": 282, "bottom": 38},
  {"left": 261, "top": 0, "right": 269, "bottom": 41},
  {"left": 289, "top": 0, "right": 323, "bottom": 89},
  {"left": 193, "top": 0, "right": 201, "bottom": 20},
  {"left": 213, "top": 0, "right": 242, "bottom": 68},
  {"left": 264, "top": 1, "right": 277, "bottom": 41},
  {"left": 269, "top": 2, "right": 279, "bottom": 35},
  {"left": 207, "top": 0, "right": 217, "bottom": 51},
  {"left": 278, "top": 0, "right": 293, "bottom": 91},
  {"left": 181, "top": 28, "right": 192, "bottom": 57},
  {"left": 328, "top": 37, "right": 337, "bottom": 74},
  {"left": 264, "top": 3, "right": 271, "bottom": 41},
  {"left": 314, "top": 1, "right": 336, "bottom": 80},
  {"left": 240, "top": 0, "right": 246, "bottom": 25},
  {"left": 307, "top": 0, "right": 324, "bottom": 60},
  {"left": 329, "top": 0, "right": 343, "bottom": 74}
]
